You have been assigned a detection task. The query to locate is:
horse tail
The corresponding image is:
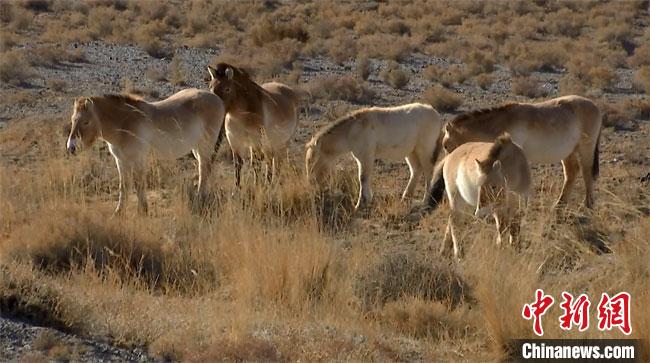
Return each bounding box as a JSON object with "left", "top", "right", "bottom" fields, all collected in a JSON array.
[
  {"left": 211, "top": 122, "right": 227, "bottom": 164},
  {"left": 431, "top": 123, "right": 445, "bottom": 165},
  {"left": 593, "top": 127, "right": 601, "bottom": 180},
  {"left": 426, "top": 157, "right": 447, "bottom": 211}
]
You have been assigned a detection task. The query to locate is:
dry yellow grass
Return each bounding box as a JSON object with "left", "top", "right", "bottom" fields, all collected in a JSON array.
[{"left": 3, "top": 106, "right": 647, "bottom": 362}]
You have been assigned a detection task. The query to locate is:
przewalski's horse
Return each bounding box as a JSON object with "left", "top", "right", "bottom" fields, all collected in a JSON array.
[
  {"left": 442, "top": 95, "right": 601, "bottom": 209},
  {"left": 428, "top": 133, "right": 531, "bottom": 259},
  {"left": 305, "top": 103, "right": 444, "bottom": 209},
  {"left": 207, "top": 63, "right": 300, "bottom": 186},
  {"left": 66, "top": 89, "right": 225, "bottom": 214}
]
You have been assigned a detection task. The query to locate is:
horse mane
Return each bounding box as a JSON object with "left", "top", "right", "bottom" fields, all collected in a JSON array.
[
  {"left": 450, "top": 103, "right": 517, "bottom": 129},
  {"left": 486, "top": 133, "right": 512, "bottom": 162},
  {"left": 100, "top": 93, "right": 146, "bottom": 108},
  {"left": 311, "top": 108, "right": 367, "bottom": 143}
]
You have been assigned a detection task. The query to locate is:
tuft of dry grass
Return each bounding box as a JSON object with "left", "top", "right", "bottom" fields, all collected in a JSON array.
[
  {"left": 0, "top": 49, "right": 34, "bottom": 85},
  {"left": 354, "top": 253, "right": 471, "bottom": 310},
  {"left": 169, "top": 54, "right": 186, "bottom": 86},
  {"left": 380, "top": 61, "right": 410, "bottom": 89},
  {"left": 634, "top": 66, "right": 650, "bottom": 93},
  {"left": 356, "top": 55, "right": 372, "bottom": 81},
  {"left": 308, "top": 75, "right": 375, "bottom": 103},
  {"left": 511, "top": 76, "right": 547, "bottom": 98},
  {"left": 2, "top": 206, "right": 218, "bottom": 294},
  {"left": 474, "top": 73, "right": 494, "bottom": 90},
  {"left": 422, "top": 85, "right": 463, "bottom": 112}
]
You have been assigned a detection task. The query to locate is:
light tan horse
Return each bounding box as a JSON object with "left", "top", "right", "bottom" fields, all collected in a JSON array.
[
  {"left": 306, "top": 103, "right": 444, "bottom": 209},
  {"left": 442, "top": 95, "right": 601, "bottom": 209},
  {"left": 427, "top": 133, "right": 531, "bottom": 259},
  {"left": 66, "top": 89, "right": 225, "bottom": 214},
  {"left": 207, "top": 63, "right": 300, "bottom": 186}
]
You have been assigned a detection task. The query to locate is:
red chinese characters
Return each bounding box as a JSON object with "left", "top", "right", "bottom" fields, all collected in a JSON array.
[
  {"left": 522, "top": 289, "right": 555, "bottom": 336},
  {"left": 597, "top": 292, "right": 632, "bottom": 335},
  {"left": 558, "top": 292, "right": 591, "bottom": 332}
]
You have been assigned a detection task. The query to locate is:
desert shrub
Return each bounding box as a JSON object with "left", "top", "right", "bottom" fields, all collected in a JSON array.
[
  {"left": 559, "top": 73, "right": 587, "bottom": 96},
  {"left": 0, "top": 49, "right": 33, "bottom": 85},
  {"left": 28, "top": 46, "right": 69, "bottom": 66},
  {"left": 633, "top": 66, "right": 650, "bottom": 93},
  {"left": 440, "top": 64, "right": 467, "bottom": 87},
  {"left": 422, "top": 86, "right": 463, "bottom": 112},
  {"left": 464, "top": 50, "right": 494, "bottom": 76},
  {"left": 423, "top": 64, "right": 443, "bottom": 82},
  {"left": 308, "top": 75, "right": 375, "bottom": 103},
  {"left": 511, "top": 76, "right": 546, "bottom": 98},
  {"left": 169, "top": 54, "right": 186, "bottom": 86},
  {"left": 387, "top": 20, "right": 410, "bottom": 36},
  {"left": 2, "top": 208, "right": 217, "bottom": 294},
  {"left": 380, "top": 298, "right": 472, "bottom": 340},
  {"left": 629, "top": 44, "right": 650, "bottom": 68},
  {"left": 250, "top": 16, "right": 308, "bottom": 47},
  {"left": 549, "top": 9, "right": 584, "bottom": 37},
  {"left": 587, "top": 65, "right": 616, "bottom": 90},
  {"left": 354, "top": 253, "right": 472, "bottom": 310},
  {"left": 380, "top": 61, "right": 410, "bottom": 89},
  {"left": 47, "top": 79, "right": 67, "bottom": 92},
  {"left": 138, "top": 37, "right": 168, "bottom": 58},
  {"left": 356, "top": 55, "right": 372, "bottom": 81},
  {"left": 0, "top": 3, "right": 32, "bottom": 30},
  {"left": 87, "top": 5, "right": 117, "bottom": 39},
  {"left": 184, "top": 2, "right": 209, "bottom": 36},
  {"left": 474, "top": 73, "right": 493, "bottom": 90},
  {"left": 627, "top": 98, "right": 650, "bottom": 120}
]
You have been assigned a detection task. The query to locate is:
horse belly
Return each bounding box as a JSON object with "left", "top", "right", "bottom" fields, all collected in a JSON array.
[
  {"left": 149, "top": 123, "right": 203, "bottom": 159},
  {"left": 454, "top": 166, "right": 479, "bottom": 207},
  {"left": 513, "top": 126, "right": 580, "bottom": 164},
  {"left": 374, "top": 124, "right": 418, "bottom": 161}
]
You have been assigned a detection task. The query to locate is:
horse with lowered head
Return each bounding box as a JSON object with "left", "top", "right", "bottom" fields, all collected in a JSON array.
[
  {"left": 306, "top": 103, "right": 444, "bottom": 209},
  {"left": 442, "top": 95, "right": 601, "bottom": 209},
  {"left": 428, "top": 133, "right": 532, "bottom": 259},
  {"left": 66, "top": 89, "right": 225, "bottom": 214},
  {"left": 207, "top": 63, "right": 301, "bottom": 186}
]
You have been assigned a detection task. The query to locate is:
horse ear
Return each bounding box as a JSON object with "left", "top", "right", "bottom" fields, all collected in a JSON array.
[
  {"left": 207, "top": 66, "right": 217, "bottom": 80},
  {"left": 492, "top": 160, "right": 502, "bottom": 172},
  {"left": 75, "top": 97, "right": 91, "bottom": 109},
  {"left": 225, "top": 67, "right": 234, "bottom": 80}
]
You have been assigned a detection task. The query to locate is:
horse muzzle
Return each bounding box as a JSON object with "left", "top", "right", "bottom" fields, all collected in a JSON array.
[{"left": 66, "top": 138, "right": 78, "bottom": 155}]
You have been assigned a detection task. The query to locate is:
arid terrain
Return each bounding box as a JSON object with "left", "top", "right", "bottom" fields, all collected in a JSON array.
[{"left": 1, "top": 1, "right": 649, "bottom": 362}]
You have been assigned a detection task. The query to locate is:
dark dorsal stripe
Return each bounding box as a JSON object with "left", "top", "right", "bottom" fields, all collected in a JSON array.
[{"left": 450, "top": 103, "right": 517, "bottom": 128}]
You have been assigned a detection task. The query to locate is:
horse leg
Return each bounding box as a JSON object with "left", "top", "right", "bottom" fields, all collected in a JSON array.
[
  {"left": 493, "top": 210, "right": 509, "bottom": 248},
  {"left": 577, "top": 142, "right": 597, "bottom": 209},
  {"left": 554, "top": 152, "right": 580, "bottom": 209},
  {"left": 440, "top": 214, "right": 455, "bottom": 258},
  {"left": 193, "top": 148, "right": 212, "bottom": 199},
  {"left": 402, "top": 153, "right": 422, "bottom": 201},
  {"left": 419, "top": 155, "right": 434, "bottom": 203},
  {"left": 133, "top": 166, "right": 148, "bottom": 215},
  {"left": 353, "top": 152, "right": 374, "bottom": 209},
  {"left": 233, "top": 151, "right": 243, "bottom": 188},
  {"left": 111, "top": 153, "right": 128, "bottom": 215}
]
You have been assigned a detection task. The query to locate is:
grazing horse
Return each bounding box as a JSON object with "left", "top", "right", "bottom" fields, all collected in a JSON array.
[
  {"left": 428, "top": 133, "right": 531, "bottom": 259},
  {"left": 442, "top": 95, "right": 601, "bottom": 209},
  {"left": 305, "top": 103, "right": 444, "bottom": 209},
  {"left": 66, "top": 89, "right": 225, "bottom": 214},
  {"left": 207, "top": 63, "right": 300, "bottom": 186}
]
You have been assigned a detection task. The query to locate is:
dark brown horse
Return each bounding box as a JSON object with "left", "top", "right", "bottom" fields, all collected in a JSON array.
[{"left": 207, "top": 63, "right": 300, "bottom": 186}]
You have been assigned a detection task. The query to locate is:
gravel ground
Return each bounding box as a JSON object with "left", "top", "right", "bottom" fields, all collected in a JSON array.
[{"left": 0, "top": 317, "right": 152, "bottom": 362}]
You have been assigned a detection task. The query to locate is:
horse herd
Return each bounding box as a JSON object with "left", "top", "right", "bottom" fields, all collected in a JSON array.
[{"left": 65, "top": 62, "right": 603, "bottom": 258}]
